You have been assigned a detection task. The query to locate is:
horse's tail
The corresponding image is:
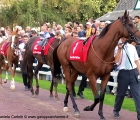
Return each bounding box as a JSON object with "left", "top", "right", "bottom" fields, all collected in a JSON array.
[
  {"left": 53, "top": 45, "right": 62, "bottom": 78},
  {"left": 21, "top": 50, "right": 28, "bottom": 73}
]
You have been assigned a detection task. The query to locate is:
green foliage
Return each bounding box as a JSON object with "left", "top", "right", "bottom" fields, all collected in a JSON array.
[{"left": 0, "top": 0, "right": 119, "bottom": 28}]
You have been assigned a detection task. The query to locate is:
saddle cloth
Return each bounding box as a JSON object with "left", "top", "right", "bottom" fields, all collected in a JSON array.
[
  {"left": 70, "top": 35, "right": 96, "bottom": 62},
  {"left": 0, "top": 42, "right": 10, "bottom": 56},
  {"left": 32, "top": 37, "right": 55, "bottom": 55}
]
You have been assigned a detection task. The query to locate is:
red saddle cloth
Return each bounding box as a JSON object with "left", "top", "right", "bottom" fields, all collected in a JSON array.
[
  {"left": 32, "top": 37, "right": 55, "bottom": 55},
  {"left": 0, "top": 42, "right": 10, "bottom": 56},
  {"left": 70, "top": 35, "right": 96, "bottom": 62}
]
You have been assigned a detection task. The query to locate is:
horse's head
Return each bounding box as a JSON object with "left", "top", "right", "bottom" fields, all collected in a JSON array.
[
  {"left": 10, "top": 28, "right": 19, "bottom": 49},
  {"left": 120, "top": 10, "right": 140, "bottom": 43}
]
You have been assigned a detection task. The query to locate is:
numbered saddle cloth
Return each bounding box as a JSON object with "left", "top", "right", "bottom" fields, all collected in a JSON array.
[
  {"left": 70, "top": 35, "right": 96, "bottom": 62},
  {"left": 32, "top": 37, "right": 55, "bottom": 55}
]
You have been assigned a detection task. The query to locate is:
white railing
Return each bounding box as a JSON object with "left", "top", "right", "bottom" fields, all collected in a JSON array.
[{"left": 15, "top": 62, "right": 120, "bottom": 88}]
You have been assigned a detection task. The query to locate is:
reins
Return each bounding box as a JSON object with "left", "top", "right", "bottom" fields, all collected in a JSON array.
[
  {"left": 47, "top": 37, "right": 62, "bottom": 50},
  {"left": 91, "top": 44, "right": 115, "bottom": 64}
]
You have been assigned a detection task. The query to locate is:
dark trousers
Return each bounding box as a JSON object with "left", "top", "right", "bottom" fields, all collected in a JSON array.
[
  {"left": 20, "top": 61, "right": 30, "bottom": 88},
  {"left": 114, "top": 68, "right": 140, "bottom": 119},
  {"left": 108, "top": 76, "right": 114, "bottom": 92},
  {"left": 72, "top": 73, "right": 87, "bottom": 96},
  {"left": 78, "top": 74, "right": 87, "bottom": 93},
  {"left": 22, "top": 72, "right": 30, "bottom": 88}
]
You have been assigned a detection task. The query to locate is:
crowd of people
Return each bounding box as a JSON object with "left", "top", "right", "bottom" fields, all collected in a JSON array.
[{"left": 0, "top": 15, "right": 140, "bottom": 119}]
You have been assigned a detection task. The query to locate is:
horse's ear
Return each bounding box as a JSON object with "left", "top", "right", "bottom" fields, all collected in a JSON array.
[
  {"left": 122, "top": 10, "right": 129, "bottom": 21},
  {"left": 123, "top": 10, "right": 127, "bottom": 18},
  {"left": 15, "top": 28, "right": 19, "bottom": 34}
]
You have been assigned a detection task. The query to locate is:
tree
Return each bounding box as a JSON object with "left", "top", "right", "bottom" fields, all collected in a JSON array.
[{"left": 0, "top": 0, "right": 119, "bottom": 28}]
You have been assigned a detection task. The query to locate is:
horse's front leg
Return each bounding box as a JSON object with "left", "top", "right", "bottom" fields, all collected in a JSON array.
[
  {"left": 84, "top": 76, "right": 100, "bottom": 114},
  {"left": 4, "top": 71, "right": 8, "bottom": 83},
  {"left": 98, "top": 75, "right": 110, "bottom": 120},
  {"left": 8, "top": 62, "right": 15, "bottom": 90}
]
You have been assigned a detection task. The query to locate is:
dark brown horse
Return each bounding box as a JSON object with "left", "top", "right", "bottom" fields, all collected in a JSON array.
[
  {"left": 21, "top": 35, "right": 65, "bottom": 100},
  {"left": 53, "top": 11, "right": 140, "bottom": 119},
  {"left": 0, "top": 29, "right": 19, "bottom": 90}
]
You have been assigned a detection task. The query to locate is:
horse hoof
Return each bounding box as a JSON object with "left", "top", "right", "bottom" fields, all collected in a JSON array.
[
  {"left": 55, "top": 97, "right": 60, "bottom": 102},
  {"left": 32, "top": 95, "right": 36, "bottom": 98},
  {"left": 74, "top": 111, "right": 80, "bottom": 117},
  {"left": 100, "top": 118, "right": 105, "bottom": 120},
  {"left": 35, "top": 92, "right": 39, "bottom": 96},
  {"left": 56, "top": 100, "right": 60, "bottom": 103},
  {"left": 4, "top": 79, "right": 7, "bottom": 83},
  {"left": 63, "top": 107, "right": 69, "bottom": 112},
  {"left": 50, "top": 95, "right": 54, "bottom": 98},
  {"left": 83, "top": 106, "right": 92, "bottom": 111},
  {"left": 10, "top": 87, "right": 15, "bottom": 90}
]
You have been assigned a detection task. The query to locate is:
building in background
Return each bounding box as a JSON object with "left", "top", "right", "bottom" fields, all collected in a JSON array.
[{"left": 97, "top": 0, "right": 140, "bottom": 21}]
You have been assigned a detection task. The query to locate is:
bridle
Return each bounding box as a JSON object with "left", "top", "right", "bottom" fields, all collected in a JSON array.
[
  {"left": 10, "top": 35, "right": 19, "bottom": 50},
  {"left": 120, "top": 17, "right": 139, "bottom": 44}
]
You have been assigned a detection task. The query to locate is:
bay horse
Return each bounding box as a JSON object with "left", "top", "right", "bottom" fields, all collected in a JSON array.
[
  {"left": 53, "top": 10, "right": 140, "bottom": 120},
  {"left": 21, "top": 35, "right": 65, "bottom": 100},
  {"left": 0, "top": 29, "right": 19, "bottom": 90}
]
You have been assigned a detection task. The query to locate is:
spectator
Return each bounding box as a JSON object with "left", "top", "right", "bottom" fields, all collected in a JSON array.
[
  {"left": 31, "top": 28, "right": 38, "bottom": 37},
  {"left": 19, "top": 34, "right": 30, "bottom": 90},
  {"left": 100, "top": 22, "right": 106, "bottom": 30},
  {"left": 77, "top": 26, "right": 86, "bottom": 37},
  {"left": 85, "top": 22, "right": 92, "bottom": 38},
  {"left": 73, "top": 21, "right": 79, "bottom": 28},
  {"left": 94, "top": 20, "right": 101, "bottom": 30},
  {"left": 91, "top": 24, "right": 97, "bottom": 35},
  {"left": 5, "top": 26, "right": 11, "bottom": 41},
  {"left": 134, "top": 16, "right": 140, "bottom": 31}
]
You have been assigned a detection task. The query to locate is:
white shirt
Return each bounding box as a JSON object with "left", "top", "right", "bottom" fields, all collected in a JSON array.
[
  {"left": 114, "top": 43, "right": 139, "bottom": 70},
  {"left": 19, "top": 43, "right": 25, "bottom": 61}
]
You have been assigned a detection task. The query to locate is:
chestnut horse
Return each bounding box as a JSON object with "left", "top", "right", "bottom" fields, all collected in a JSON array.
[
  {"left": 21, "top": 36, "right": 65, "bottom": 100},
  {"left": 0, "top": 29, "right": 19, "bottom": 90},
  {"left": 53, "top": 11, "right": 140, "bottom": 119}
]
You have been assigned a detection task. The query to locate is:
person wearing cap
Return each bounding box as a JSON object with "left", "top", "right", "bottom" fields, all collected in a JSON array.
[
  {"left": 86, "top": 22, "right": 92, "bottom": 38},
  {"left": 105, "top": 21, "right": 111, "bottom": 26}
]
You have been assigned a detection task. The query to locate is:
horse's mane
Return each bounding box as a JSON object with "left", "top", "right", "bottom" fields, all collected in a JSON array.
[{"left": 98, "top": 22, "right": 113, "bottom": 38}]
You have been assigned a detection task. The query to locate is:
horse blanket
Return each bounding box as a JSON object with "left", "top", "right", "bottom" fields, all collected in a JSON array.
[
  {"left": 32, "top": 37, "right": 55, "bottom": 55},
  {"left": 0, "top": 42, "right": 10, "bottom": 56},
  {"left": 70, "top": 35, "right": 96, "bottom": 62}
]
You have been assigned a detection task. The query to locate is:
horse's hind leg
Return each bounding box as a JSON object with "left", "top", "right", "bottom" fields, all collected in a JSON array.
[
  {"left": 64, "top": 67, "right": 80, "bottom": 116},
  {"left": 50, "top": 65, "right": 60, "bottom": 101},
  {"left": 34, "top": 62, "right": 43, "bottom": 96}
]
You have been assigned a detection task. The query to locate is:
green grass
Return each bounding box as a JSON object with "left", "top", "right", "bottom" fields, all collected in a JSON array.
[{"left": 2, "top": 73, "right": 136, "bottom": 112}]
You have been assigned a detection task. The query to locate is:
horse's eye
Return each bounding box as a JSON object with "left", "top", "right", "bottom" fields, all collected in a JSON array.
[{"left": 128, "top": 24, "right": 133, "bottom": 27}]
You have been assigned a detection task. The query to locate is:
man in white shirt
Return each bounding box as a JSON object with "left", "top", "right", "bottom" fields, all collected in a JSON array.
[{"left": 113, "top": 38, "right": 140, "bottom": 120}]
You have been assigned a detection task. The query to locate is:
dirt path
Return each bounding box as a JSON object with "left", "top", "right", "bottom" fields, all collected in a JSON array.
[{"left": 0, "top": 81, "right": 137, "bottom": 120}]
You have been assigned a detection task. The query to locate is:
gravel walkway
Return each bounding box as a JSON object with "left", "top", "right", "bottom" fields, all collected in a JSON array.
[{"left": 0, "top": 81, "right": 137, "bottom": 120}]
